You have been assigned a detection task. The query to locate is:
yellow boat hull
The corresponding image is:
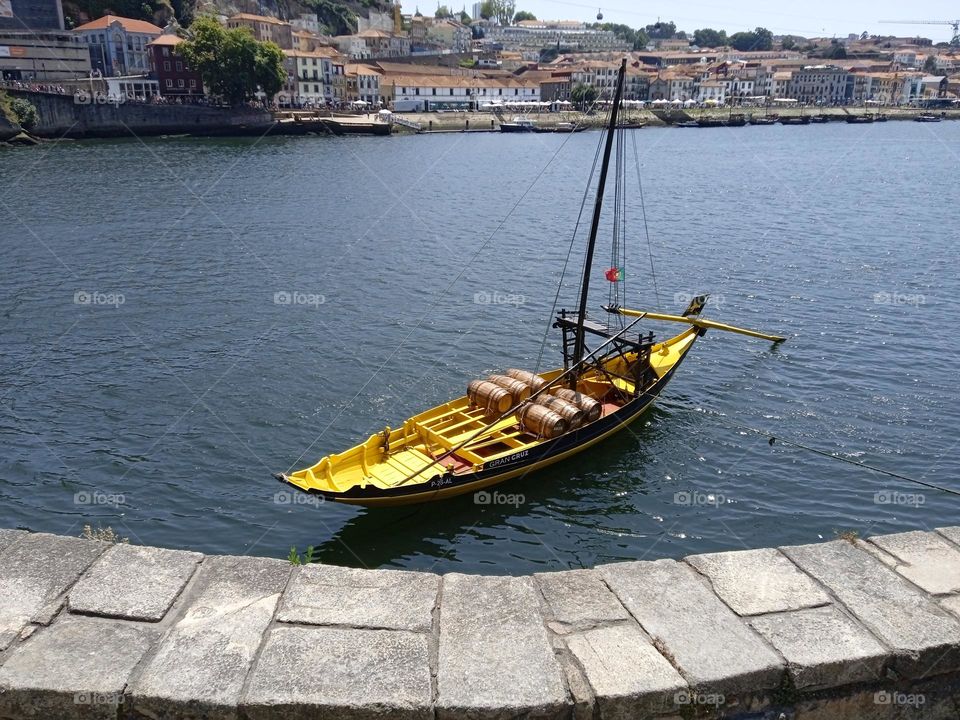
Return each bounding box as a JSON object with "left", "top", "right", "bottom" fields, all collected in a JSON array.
[{"left": 279, "top": 327, "right": 700, "bottom": 507}]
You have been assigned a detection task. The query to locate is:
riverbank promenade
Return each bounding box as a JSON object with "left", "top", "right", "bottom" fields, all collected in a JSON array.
[{"left": 0, "top": 526, "right": 959, "bottom": 718}]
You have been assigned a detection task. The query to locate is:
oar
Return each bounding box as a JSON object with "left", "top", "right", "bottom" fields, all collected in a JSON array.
[{"left": 606, "top": 306, "right": 786, "bottom": 343}]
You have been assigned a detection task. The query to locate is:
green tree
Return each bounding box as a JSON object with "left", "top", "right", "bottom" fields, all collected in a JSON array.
[
  {"left": 923, "top": 55, "right": 938, "bottom": 73},
  {"left": 729, "top": 27, "right": 773, "bottom": 51},
  {"left": 645, "top": 20, "right": 676, "bottom": 39},
  {"left": 9, "top": 97, "right": 38, "bottom": 130},
  {"left": 513, "top": 10, "right": 535, "bottom": 22},
  {"left": 590, "top": 22, "right": 648, "bottom": 50},
  {"left": 825, "top": 42, "right": 847, "bottom": 59},
  {"left": 781, "top": 35, "right": 798, "bottom": 50},
  {"left": 459, "top": 10, "right": 470, "bottom": 23},
  {"left": 435, "top": 4, "right": 452, "bottom": 18},
  {"left": 479, "top": 0, "right": 514, "bottom": 25},
  {"left": 254, "top": 41, "right": 285, "bottom": 99},
  {"left": 571, "top": 82, "right": 598, "bottom": 110},
  {"left": 180, "top": 16, "right": 285, "bottom": 105},
  {"left": 693, "top": 28, "right": 727, "bottom": 47}
]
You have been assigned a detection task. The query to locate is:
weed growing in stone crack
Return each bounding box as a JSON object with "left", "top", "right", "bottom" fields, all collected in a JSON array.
[
  {"left": 834, "top": 529, "right": 860, "bottom": 544},
  {"left": 80, "top": 524, "right": 129, "bottom": 544},
  {"left": 287, "top": 546, "right": 315, "bottom": 565}
]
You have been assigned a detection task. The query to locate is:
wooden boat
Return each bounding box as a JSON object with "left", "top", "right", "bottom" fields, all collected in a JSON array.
[
  {"left": 779, "top": 115, "right": 811, "bottom": 125},
  {"left": 749, "top": 116, "right": 777, "bottom": 126},
  {"left": 915, "top": 114, "right": 942, "bottom": 122},
  {"left": 809, "top": 115, "right": 830, "bottom": 123},
  {"left": 277, "top": 59, "right": 784, "bottom": 507},
  {"left": 500, "top": 116, "right": 536, "bottom": 132},
  {"left": 846, "top": 115, "right": 874, "bottom": 124}
]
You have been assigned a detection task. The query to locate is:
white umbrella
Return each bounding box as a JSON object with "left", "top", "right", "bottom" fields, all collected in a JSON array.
[
  {"left": 683, "top": 98, "right": 697, "bottom": 106},
  {"left": 651, "top": 99, "right": 669, "bottom": 106}
]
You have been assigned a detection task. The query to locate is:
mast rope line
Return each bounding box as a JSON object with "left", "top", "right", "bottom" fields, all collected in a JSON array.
[
  {"left": 658, "top": 399, "right": 960, "bottom": 499},
  {"left": 535, "top": 87, "right": 616, "bottom": 374}
]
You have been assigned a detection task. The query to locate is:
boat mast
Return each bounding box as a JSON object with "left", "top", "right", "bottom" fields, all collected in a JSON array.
[{"left": 571, "top": 57, "right": 628, "bottom": 384}]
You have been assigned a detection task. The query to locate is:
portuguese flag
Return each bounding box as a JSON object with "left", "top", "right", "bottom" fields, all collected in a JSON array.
[{"left": 605, "top": 267, "right": 624, "bottom": 282}]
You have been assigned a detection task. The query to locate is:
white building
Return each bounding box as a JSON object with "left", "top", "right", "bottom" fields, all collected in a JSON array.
[
  {"left": 72, "top": 15, "right": 162, "bottom": 77},
  {"left": 383, "top": 73, "right": 539, "bottom": 110}
]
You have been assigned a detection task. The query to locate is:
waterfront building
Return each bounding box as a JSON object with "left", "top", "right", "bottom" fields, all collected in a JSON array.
[
  {"left": 697, "top": 79, "right": 726, "bottom": 103},
  {"left": 104, "top": 74, "right": 159, "bottom": 100},
  {"left": 225, "top": 13, "right": 293, "bottom": 50},
  {"left": 648, "top": 70, "right": 695, "bottom": 101},
  {"left": 334, "top": 28, "right": 410, "bottom": 59},
  {"left": 147, "top": 33, "right": 202, "bottom": 97},
  {"left": 789, "top": 65, "right": 850, "bottom": 104},
  {"left": 0, "top": 29, "right": 90, "bottom": 81},
  {"left": 289, "top": 13, "right": 321, "bottom": 35},
  {"left": 73, "top": 15, "right": 162, "bottom": 77},
  {"left": 0, "top": 0, "right": 63, "bottom": 31},
  {"left": 280, "top": 46, "right": 342, "bottom": 106},
  {"left": 426, "top": 18, "right": 471, "bottom": 54},
  {"left": 770, "top": 70, "right": 793, "bottom": 98},
  {"left": 381, "top": 72, "right": 539, "bottom": 110},
  {"left": 484, "top": 21, "right": 629, "bottom": 53},
  {"left": 357, "top": 9, "right": 396, "bottom": 34}
]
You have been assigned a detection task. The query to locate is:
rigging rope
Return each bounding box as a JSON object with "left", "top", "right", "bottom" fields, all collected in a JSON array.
[
  {"left": 534, "top": 91, "right": 611, "bottom": 373},
  {"left": 658, "top": 399, "right": 960, "bottom": 499},
  {"left": 630, "top": 129, "right": 660, "bottom": 309}
]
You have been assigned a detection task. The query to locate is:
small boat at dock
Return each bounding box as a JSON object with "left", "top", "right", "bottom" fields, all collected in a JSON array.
[
  {"left": 915, "top": 114, "right": 942, "bottom": 123},
  {"left": 499, "top": 116, "right": 537, "bottom": 132},
  {"left": 277, "top": 59, "right": 784, "bottom": 507}
]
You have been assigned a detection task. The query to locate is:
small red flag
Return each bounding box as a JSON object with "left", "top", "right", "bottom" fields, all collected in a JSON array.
[{"left": 605, "top": 267, "right": 623, "bottom": 282}]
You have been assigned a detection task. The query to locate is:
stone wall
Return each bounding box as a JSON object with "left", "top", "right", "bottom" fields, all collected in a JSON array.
[
  {"left": 4, "top": 90, "right": 274, "bottom": 139},
  {"left": 0, "top": 526, "right": 959, "bottom": 719},
  {"left": 0, "top": 113, "right": 19, "bottom": 141}
]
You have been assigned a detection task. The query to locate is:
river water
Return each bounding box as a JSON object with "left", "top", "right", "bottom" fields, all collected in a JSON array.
[{"left": 1, "top": 120, "right": 958, "bottom": 573}]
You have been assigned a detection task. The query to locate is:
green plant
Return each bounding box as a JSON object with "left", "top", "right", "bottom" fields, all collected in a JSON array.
[
  {"left": 834, "top": 529, "right": 859, "bottom": 543},
  {"left": 81, "top": 524, "right": 129, "bottom": 543},
  {"left": 9, "top": 98, "right": 38, "bottom": 130},
  {"left": 288, "top": 545, "right": 316, "bottom": 565}
]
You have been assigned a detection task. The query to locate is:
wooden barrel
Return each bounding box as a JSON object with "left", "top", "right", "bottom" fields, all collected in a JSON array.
[
  {"left": 487, "top": 374, "right": 531, "bottom": 404},
  {"left": 518, "top": 404, "right": 568, "bottom": 439},
  {"left": 534, "top": 395, "right": 586, "bottom": 429},
  {"left": 467, "top": 380, "right": 512, "bottom": 415},
  {"left": 505, "top": 368, "right": 548, "bottom": 393},
  {"left": 552, "top": 389, "right": 602, "bottom": 423}
]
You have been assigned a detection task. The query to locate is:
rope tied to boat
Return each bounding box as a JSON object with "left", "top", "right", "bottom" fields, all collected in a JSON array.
[{"left": 661, "top": 400, "right": 960, "bottom": 500}]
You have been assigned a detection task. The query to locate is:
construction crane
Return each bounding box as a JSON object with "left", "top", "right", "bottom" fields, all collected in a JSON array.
[{"left": 878, "top": 19, "right": 960, "bottom": 46}]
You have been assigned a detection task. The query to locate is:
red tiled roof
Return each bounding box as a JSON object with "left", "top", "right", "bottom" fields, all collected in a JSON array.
[{"left": 73, "top": 15, "right": 163, "bottom": 34}]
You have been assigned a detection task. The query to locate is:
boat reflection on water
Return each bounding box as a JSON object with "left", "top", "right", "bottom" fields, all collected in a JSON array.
[{"left": 299, "top": 408, "right": 673, "bottom": 571}]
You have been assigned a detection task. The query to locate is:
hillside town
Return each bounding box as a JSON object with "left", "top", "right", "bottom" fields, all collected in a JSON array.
[{"left": 1, "top": 0, "right": 959, "bottom": 114}]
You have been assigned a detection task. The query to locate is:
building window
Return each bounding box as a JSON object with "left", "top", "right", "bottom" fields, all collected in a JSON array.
[
  {"left": 164, "top": 61, "right": 170, "bottom": 71},
  {"left": 165, "top": 79, "right": 173, "bottom": 88},
  {"left": 189, "top": 79, "right": 196, "bottom": 88},
  {"left": 176, "top": 61, "right": 182, "bottom": 71},
  {"left": 162, "top": 47, "right": 169, "bottom": 57}
]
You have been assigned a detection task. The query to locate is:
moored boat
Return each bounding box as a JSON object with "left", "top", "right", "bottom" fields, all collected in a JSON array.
[
  {"left": 500, "top": 116, "right": 537, "bottom": 132},
  {"left": 915, "top": 114, "right": 942, "bottom": 122},
  {"left": 277, "top": 59, "right": 785, "bottom": 507}
]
